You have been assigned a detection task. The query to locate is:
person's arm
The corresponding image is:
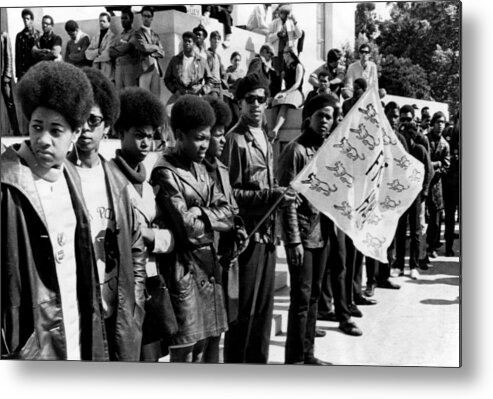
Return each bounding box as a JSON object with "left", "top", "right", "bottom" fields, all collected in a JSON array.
[
  {"left": 308, "top": 65, "right": 324, "bottom": 88},
  {"left": 342, "top": 63, "right": 355, "bottom": 98},
  {"left": 331, "top": 65, "right": 345, "bottom": 86},
  {"left": 220, "top": 133, "right": 286, "bottom": 211},
  {"left": 93, "top": 32, "right": 114, "bottom": 63},
  {"left": 2, "top": 33, "right": 13, "bottom": 80},
  {"left": 134, "top": 29, "right": 161, "bottom": 55},
  {"left": 420, "top": 146, "right": 434, "bottom": 200},
  {"left": 85, "top": 35, "right": 99, "bottom": 61},
  {"left": 163, "top": 56, "right": 180, "bottom": 94}
]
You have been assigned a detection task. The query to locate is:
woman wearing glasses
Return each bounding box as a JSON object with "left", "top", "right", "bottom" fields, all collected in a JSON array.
[
  {"left": 67, "top": 67, "right": 147, "bottom": 361},
  {"left": 1, "top": 61, "right": 107, "bottom": 360}
]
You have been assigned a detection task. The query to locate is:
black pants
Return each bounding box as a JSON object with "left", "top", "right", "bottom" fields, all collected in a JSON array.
[
  {"left": 223, "top": 241, "right": 276, "bottom": 364},
  {"left": 443, "top": 182, "right": 459, "bottom": 250},
  {"left": 285, "top": 243, "right": 328, "bottom": 363},
  {"left": 365, "top": 240, "right": 394, "bottom": 286},
  {"left": 395, "top": 197, "right": 421, "bottom": 269},
  {"left": 1, "top": 78, "right": 20, "bottom": 136},
  {"left": 426, "top": 201, "right": 442, "bottom": 252},
  {"left": 318, "top": 226, "right": 350, "bottom": 322},
  {"left": 352, "top": 250, "right": 364, "bottom": 299}
]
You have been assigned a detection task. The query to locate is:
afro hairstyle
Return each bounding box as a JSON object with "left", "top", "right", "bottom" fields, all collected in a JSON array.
[
  {"left": 204, "top": 96, "right": 232, "bottom": 128},
  {"left": 235, "top": 73, "right": 270, "bottom": 101},
  {"left": 81, "top": 67, "right": 120, "bottom": 126},
  {"left": 114, "top": 87, "right": 165, "bottom": 133},
  {"left": 170, "top": 95, "right": 215, "bottom": 134},
  {"left": 16, "top": 61, "right": 93, "bottom": 131}
]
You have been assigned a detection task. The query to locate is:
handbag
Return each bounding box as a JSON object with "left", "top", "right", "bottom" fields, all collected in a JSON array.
[{"left": 142, "top": 274, "right": 178, "bottom": 345}]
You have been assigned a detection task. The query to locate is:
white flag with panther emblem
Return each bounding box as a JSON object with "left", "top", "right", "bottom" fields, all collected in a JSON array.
[{"left": 291, "top": 86, "right": 425, "bottom": 263}]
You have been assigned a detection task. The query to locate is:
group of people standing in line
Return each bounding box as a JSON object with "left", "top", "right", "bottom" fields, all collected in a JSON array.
[{"left": 1, "top": 5, "right": 459, "bottom": 365}]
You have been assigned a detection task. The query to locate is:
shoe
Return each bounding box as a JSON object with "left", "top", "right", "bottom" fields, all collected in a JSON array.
[
  {"left": 419, "top": 258, "right": 431, "bottom": 270},
  {"left": 339, "top": 320, "right": 363, "bottom": 336},
  {"left": 428, "top": 250, "right": 438, "bottom": 258},
  {"left": 453, "top": 232, "right": 460, "bottom": 239},
  {"left": 390, "top": 267, "right": 404, "bottom": 277},
  {"left": 315, "top": 329, "right": 326, "bottom": 338},
  {"left": 410, "top": 268, "right": 420, "bottom": 280},
  {"left": 304, "top": 357, "right": 332, "bottom": 365},
  {"left": 377, "top": 279, "right": 401, "bottom": 290},
  {"left": 446, "top": 249, "right": 455, "bottom": 257},
  {"left": 355, "top": 295, "right": 377, "bottom": 306},
  {"left": 317, "top": 312, "right": 338, "bottom": 322},
  {"left": 348, "top": 303, "right": 363, "bottom": 318},
  {"left": 364, "top": 284, "right": 375, "bottom": 297}
]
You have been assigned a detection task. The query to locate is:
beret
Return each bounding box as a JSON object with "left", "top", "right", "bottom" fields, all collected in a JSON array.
[
  {"left": 302, "top": 94, "right": 339, "bottom": 120},
  {"left": 235, "top": 73, "right": 270, "bottom": 100}
]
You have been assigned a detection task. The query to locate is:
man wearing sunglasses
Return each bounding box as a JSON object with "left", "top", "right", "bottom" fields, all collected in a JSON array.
[
  {"left": 342, "top": 43, "right": 378, "bottom": 99},
  {"left": 221, "top": 73, "right": 296, "bottom": 363}
]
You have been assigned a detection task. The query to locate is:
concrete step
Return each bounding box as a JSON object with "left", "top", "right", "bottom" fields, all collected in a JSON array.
[{"left": 271, "top": 313, "right": 283, "bottom": 337}]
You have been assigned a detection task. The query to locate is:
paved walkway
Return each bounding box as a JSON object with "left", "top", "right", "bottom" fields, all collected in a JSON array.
[
  {"left": 159, "top": 226, "right": 460, "bottom": 367},
  {"left": 268, "top": 229, "right": 460, "bottom": 367}
]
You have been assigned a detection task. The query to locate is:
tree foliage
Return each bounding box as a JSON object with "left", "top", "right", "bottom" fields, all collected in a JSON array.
[
  {"left": 379, "top": 54, "right": 431, "bottom": 99},
  {"left": 355, "top": 2, "right": 378, "bottom": 41},
  {"left": 375, "top": 1, "right": 460, "bottom": 113}
]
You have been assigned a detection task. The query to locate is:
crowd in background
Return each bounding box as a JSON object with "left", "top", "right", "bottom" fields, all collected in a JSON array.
[{"left": 1, "top": 5, "right": 460, "bottom": 364}]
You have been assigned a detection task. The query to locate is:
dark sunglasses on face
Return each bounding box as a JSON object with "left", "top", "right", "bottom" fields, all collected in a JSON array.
[
  {"left": 360, "top": 50, "right": 370, "bottom": 54},
  {"left": 400, "top": 117, "right": 413, "bottom": 123},
  {"left": 87, "top": 114, "right": 104, "bottom": 129},
  {"left": 244, "top": 95, "right": 267, "bottom": 104}
]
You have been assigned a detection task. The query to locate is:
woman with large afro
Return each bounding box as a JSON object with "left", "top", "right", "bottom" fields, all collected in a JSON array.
[
  {"left": 1, "top": 61, "right": 110, "bottom": 360},
  {"left": 66, "top": 67, "right": 147, "bottom": 362},
  {"left": 150, "top": 95, "right": 235, "bottom": 362},
  {"left": 111, "top": 87, "right": 176, "bottom": 361}
]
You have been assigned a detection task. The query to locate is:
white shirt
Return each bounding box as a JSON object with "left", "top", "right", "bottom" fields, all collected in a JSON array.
[
  {"left": 35, "top": 173, "right": 80, "bottom": 360},
  {"left": 76, "top": 163, "right": 117, "bottom": 319},
  {"left": 344, "top": 60, "right": 379, "bottom": 96},
  {"left": 181, "top": 54, "right": 195, "bottom": 86},
  {"left": 250, "top": 126, "right": 268, "bottom": 157}
]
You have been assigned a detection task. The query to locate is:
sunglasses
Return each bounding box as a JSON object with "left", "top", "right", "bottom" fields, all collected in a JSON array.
[
  {"left": 400, "top": 117, "right": 413, "bottom": 123},
  {"left": 360, "top": 50, "right": 370, "bottom": 54},
  {"left": 87, "top": 114, "right": 104, "bottom": 129},
  {"left": 244, "top": 95, "right": 267, "bottom": 104}
]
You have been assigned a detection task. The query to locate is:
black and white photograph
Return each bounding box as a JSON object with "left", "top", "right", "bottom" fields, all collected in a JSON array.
[{"left": 0, "top": 0, "right": 482, "bottom": 396}]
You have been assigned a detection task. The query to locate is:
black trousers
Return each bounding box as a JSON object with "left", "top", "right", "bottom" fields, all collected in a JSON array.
[
  {"left": 285, "top": 243, "right": 328, "bottom": 363},
  {"left": 395, "top": 197, "right": 421, "bottom": 269},
  {"left": 1, "top": 78, "right": 20, "bottom": 136},
  {"left": 426, "top": 201, "right": 442, "bottom": 252},
  {"left": 318, "top": 226, "right": 350, "bottom": 322},
  {"left": 223, "top": 241, "right": 276, "bottom": 364},
  {"left": 443, "top": 182, "right": 459, "bottom": 250},
  {"left": 365, "top": 240, "right": 394, "bottom": 286}
]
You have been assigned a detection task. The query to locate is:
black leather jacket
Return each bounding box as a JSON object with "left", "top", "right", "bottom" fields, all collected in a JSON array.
[
  {"left": 220, "top": 116, "right": 280, "bottom": 244},
  {"left": 278, "top": 128, "right": 330, "bottom": 248}
]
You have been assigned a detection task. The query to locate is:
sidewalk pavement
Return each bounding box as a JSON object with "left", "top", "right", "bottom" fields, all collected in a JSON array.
[{"left": 268, "top": 232, "right": 460, "bottom": 367}]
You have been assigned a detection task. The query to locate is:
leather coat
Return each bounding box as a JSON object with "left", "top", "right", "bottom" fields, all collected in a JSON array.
[
  {"left": 220, "top": 116, "right": 280, "bottom": 244},
  {"left": 277, "top": 128, "right": 330, "bottom": 249},
  {"left": 1, "top": 146, "right": 108, "bottom": 360},
  {"left": 66, "top": 153, "right": 147, "bottom": 361},
  {"left": 426, "top": 134, "right": 450, "bottom": 210},
  {"left": 151, "top": 151, "right": 234, "bottom": 345}
]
